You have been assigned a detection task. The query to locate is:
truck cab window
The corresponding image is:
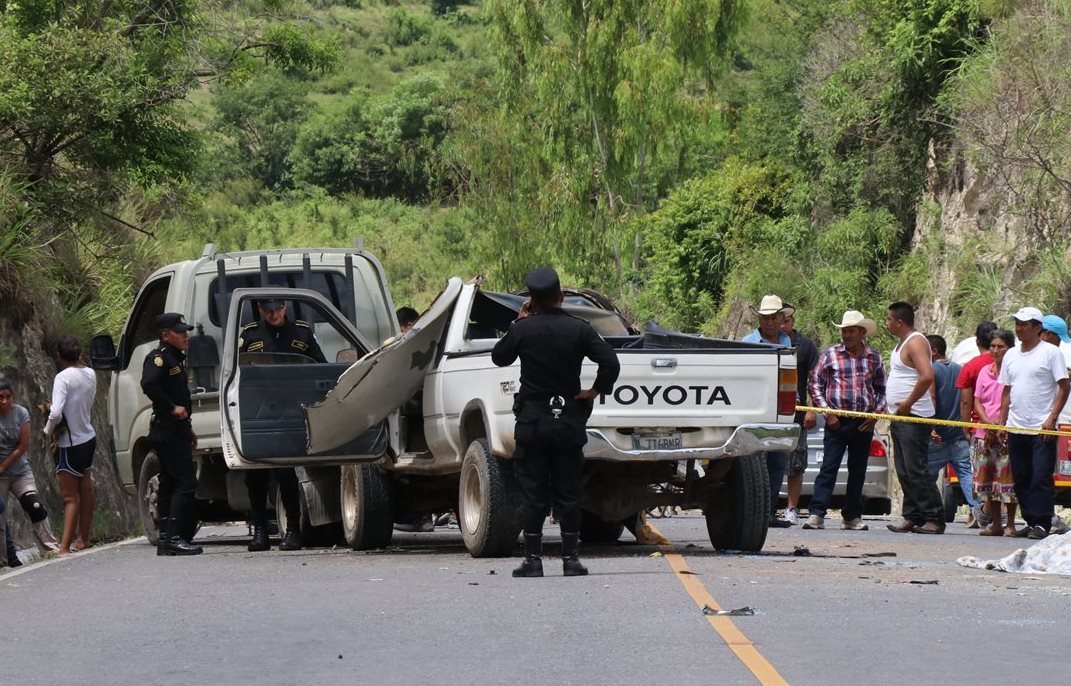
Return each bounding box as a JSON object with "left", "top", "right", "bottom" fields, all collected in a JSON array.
[{"left": 122, "top": 276, "right": 171, "bottom": 369}]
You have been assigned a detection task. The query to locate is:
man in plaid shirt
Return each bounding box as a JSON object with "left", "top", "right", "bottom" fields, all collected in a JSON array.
[{"left": 802, "top": 310, "right": 887, "bottom": 531}]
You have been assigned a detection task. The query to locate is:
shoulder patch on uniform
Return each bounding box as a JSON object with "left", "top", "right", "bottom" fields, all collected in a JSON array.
[
  {"left": 291, "top": 339, "right": 309, "bottom": 351},
  {"left": 154, "top": 356, "right": 164, "bottom": 367},
  {"left": 246, "top": 341, "right": 264, "bottom": 352},
  {"left": 169, "top": 366, "right": 182, "bottom": 376},
  {"left": 294, "top": 320, "right": 311, "bottom": 328},
  {"left": 241, "top": 321, "right": 258, "bottom": 331}
]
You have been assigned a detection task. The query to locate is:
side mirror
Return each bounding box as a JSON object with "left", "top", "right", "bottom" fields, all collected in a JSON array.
[{"left": 89, "top": 334, "right": 119, "bottom": 371}]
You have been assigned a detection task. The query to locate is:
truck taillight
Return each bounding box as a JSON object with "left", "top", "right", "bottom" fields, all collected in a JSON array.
[
  {"left": 778, "top": 368, "right": 797, "bottom": 416},
  {"left": 869, "top": 440, "right": 886, "bottom": 458}
]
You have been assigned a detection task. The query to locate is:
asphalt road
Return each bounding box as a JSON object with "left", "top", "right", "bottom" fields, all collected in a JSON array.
[{"left": 2, "top": 513, "right": 1068, "bottom": 686}]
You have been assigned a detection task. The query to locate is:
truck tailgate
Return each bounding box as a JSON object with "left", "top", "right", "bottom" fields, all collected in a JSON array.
[{"left": 583, "top": 349, "right": 793, "bottom": 428}]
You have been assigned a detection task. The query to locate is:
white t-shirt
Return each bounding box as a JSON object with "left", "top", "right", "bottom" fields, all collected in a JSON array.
[
  {"left": 998, "top": 342, "right": 1069, "bottom": 430},
  {"left": 45, "top": 366, "right": 97, "bottom": 447}
]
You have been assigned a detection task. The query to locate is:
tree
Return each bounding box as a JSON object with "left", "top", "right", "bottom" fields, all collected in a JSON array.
[{"left": 446, "top": 0, "right": 745, "bottom": 290}]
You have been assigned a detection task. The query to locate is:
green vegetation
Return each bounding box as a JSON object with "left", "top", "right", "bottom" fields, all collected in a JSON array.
[{"left": 3, "top": 0, "right": 1069, "bottom": 351}]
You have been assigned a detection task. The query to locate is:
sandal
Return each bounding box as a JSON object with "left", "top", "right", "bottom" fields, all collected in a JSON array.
[
  {"left": 1003, "top": 527, "right": 1018, "bottom": 537},
  {"left": 979, "top": 526, "right": 1003, "bottom": 536}
]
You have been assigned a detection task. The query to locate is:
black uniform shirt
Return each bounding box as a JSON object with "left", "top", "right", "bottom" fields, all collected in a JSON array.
[
  {"left": 239, "top": 318, "right": 327, "bottom": 363},
  {"left": 492, "top": 308, "right": 620, "bottom": 399},
  {"left": 141, "top": 341, "right": 192, "bottom": 420}
]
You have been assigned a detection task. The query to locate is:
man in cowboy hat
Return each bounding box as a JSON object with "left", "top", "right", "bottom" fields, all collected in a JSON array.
[
  {"left": 741, "top": 295, "right": 795, "bottom": 528},
  {"left": 802, "top": 311, "right": 887, "bottom": 531}
]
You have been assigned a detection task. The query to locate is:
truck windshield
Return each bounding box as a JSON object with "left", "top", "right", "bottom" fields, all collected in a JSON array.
[{"left": 208, "top": 271, "right": 353, "bottom": 326}]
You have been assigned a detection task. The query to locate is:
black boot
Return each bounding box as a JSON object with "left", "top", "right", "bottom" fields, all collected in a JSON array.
[
  {"left": 158, "top": 519, "right": 203, "bottom": 556},
  {"left": 512, "top": 533, "right": 543, "bottom": 578},
  {"left": 561, "top": 532, "right": 588, "bottom": 576},
  {"left": 278, "top": 527, "right": 302, "bottom": 551},
  {"left": 247, "top": 522, "right": 270, "bottom": 552},
  {"left": 6, "top": 531, "right": 22, "bottom": 568}
]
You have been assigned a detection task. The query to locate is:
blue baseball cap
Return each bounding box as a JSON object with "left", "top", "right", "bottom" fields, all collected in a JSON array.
[{"left": 1042, "top": 314, "right": 1071, "bottom": 343}]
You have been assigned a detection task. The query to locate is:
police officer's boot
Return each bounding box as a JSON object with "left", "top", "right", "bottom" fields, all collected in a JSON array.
[
  {"left": 158, "top": 519, "right": 203, "bottom": 556},
  {"left": 278, "top": 526, "right": 302, "bottom": 551},
  {"left": 247, "top": 521, "right": 270, "bottom": 552},
  {"left": 561, "top": 532, "right": 588, "bottom": 577},
  {"left": 512, "top": 533, "right": 543, "bottom": 578}
]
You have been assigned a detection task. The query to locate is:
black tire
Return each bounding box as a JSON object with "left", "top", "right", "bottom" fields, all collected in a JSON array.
[
  {"left": 340, "top": 464, "right": 395, "bottom": 550},
  {"left": 942, "top": 480, "right": 958, "bottom": 523},
  {"left": 863, "top": 497, "right": 892, "bottom": 516},
  {"left": 137, "top": 450, "right": 161, "bottom": 546},
  {"left": 275, "top": 485, "right": 344, "bottom": 548},
  {"left": 459, "top": 438, "right": 520, "bottom": 558},
  {"left": 704, "top": 455, "right": 770, "bottom": 552},
  {"left": 579, "top": 511, "right": 626, "bottom": 544}
]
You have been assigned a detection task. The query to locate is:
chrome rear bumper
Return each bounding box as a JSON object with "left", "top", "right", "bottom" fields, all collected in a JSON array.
[{"left": 584, "top": 424, "right": 800, "bottom": 462}]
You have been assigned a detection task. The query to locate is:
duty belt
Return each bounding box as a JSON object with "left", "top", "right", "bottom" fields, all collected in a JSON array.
[{"left": 519, "top": 394, "right": 571, "bottom": 419}]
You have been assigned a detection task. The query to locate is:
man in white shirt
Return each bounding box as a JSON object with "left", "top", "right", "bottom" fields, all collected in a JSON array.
[{"left": 999, "top": 307, "right": 1070, "bottom": 539}]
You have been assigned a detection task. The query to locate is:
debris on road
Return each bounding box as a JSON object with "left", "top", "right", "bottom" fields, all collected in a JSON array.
[
  {"left": 908, "top": 579, "right": 939, "bottom": 585},
  {"left": 862, "top": 552, "right": 897, "bottom": 557},
  {"left": 792, "top": 546, "right": 812, "bottom": 557},
  {"left": 702, "top": 605, "right": 755, "bottom": 616},
  {"left": 649, "top": 551, "right": 663, "bottom": 557}
]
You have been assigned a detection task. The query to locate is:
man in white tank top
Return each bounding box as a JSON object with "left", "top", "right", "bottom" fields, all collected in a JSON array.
[{"left": 885, "top": 302, "right": 945, "bottom": 534}]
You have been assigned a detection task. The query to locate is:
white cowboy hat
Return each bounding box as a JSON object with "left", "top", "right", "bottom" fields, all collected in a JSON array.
[
  {"left": 751, "top": 294, "right": 795, "bottom": 316},
  {"left": 834, "top": 310, "right": 877, "bottom": 336}
]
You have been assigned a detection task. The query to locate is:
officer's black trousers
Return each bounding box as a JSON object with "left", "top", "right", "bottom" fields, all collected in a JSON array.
[
  {"left": 153, "top": 437, "right": 197, "bottom": 533},
  {"left": 514, "top": 436, "right": 584, "bottom": 535},
  {"left": 246, "top": 468, "right": 300, "bottom": 527}
]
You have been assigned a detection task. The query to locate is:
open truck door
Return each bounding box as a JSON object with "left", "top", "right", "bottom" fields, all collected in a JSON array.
[
  {"left": 305, "top": 276, "right": 464, "bottom": 453},
  {"left": 220, "top": 287, "right": 385, "bottom": 468}
]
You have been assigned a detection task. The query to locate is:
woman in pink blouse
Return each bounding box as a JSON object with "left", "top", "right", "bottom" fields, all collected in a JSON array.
[{"left": 972, "top": 330, "right": 1018, "bottom": 536}]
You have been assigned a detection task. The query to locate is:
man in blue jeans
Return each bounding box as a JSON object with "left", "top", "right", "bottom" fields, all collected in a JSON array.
[
  {"left": 740, "top": 295, "right": 795, "bottom": 528},
  {"left": 803, "top": 311, "right": 887, "bottom": 531},
  {"left": 925, "top": 335, "right": 981, "bottom": 524},
  {"left": 999, "top": 307, "right": 1069, "bottom": 539}
]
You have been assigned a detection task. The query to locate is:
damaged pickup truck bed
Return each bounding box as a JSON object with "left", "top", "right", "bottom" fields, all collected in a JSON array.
[{"left": 221, "top": 277, "right": 800, "bottom": 556}]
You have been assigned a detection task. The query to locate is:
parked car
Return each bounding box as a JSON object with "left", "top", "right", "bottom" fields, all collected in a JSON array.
[{"left": 779, "top": 415, "right": 893, "bottom": 515}]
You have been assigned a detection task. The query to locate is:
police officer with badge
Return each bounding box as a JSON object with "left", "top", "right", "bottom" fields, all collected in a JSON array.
[
  {"left": 141, "top": 313, "right": 202, "bottom": 556},
  {"left": 238, "top": 299, "right": 326, "bottom": 552},
  {"left": 492, "top": 267, "right": 620, "bottom": 577}
]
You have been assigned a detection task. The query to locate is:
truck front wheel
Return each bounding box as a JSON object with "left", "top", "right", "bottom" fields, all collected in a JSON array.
[
  {"left": 704, "top": 455, "right": 770, "bottom": 552},
  {"left": 340, "top": 464, "right": 394, "bottom": 550},
  {"left": 459, "top": 438, "right": 520, "bottom": 558},
  {"left": 579, "top": 511, "right": 626, "bottom": 544},
  {"left": 137, "top": 451, "right": 162, "bottom": 545}
]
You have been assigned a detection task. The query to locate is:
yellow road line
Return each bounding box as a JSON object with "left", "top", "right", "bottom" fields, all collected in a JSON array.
[
  {"left": 796, "top": 404, "right": 1071, "bottom": 437},
  {"left": 649, "top": 524, "right": 789, "bottom": 686}
]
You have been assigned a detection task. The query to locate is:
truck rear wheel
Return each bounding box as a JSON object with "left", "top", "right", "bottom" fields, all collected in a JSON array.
[
  {"left": 137, "top": 450, "right": 161, "bottom": 546},
  {"left": 579, "top": 512, "right": 626, "bottom": 544},
  {"left": 459, "top": 438, "right": 520, "bottom": 558},
  {"left": 340, "top": 464, "right": 394, "bottom": 550},
  {"left": 942, "top": 481, "right": 958, "bottom": 523},
  {"left": 704, "top": 455, "right": 770, "bottom": 552}
]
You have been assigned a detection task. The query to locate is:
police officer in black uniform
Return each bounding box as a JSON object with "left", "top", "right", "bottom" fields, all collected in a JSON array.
[
  {"left": 141, "top": 313, "right": 203, "bottom": 556},
  {"left": 238, "top": 299, "right": 326, "bottom": 552},
  {"left": 492, "top": 267, "right": 620, "bottom": 577}
]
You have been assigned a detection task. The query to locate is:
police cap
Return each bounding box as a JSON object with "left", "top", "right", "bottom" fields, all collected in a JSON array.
[
  {"left": 154, "top": 312, "right": 194, "bottom": 332},
  {"left": 258, "top": 299, "right": 285, "bottom": 310},
  {"left": 525, "top": 267, "right": 561, "bottom": 298}
]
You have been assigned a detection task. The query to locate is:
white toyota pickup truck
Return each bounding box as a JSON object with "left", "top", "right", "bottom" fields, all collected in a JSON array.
[{"left": 220, "top": 277, "right": 800, "bottom": 555}]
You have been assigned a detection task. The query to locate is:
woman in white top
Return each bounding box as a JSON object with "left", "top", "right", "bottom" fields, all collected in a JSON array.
[{"left": 44, "top": 336, "right": 97, "bottom": 555}]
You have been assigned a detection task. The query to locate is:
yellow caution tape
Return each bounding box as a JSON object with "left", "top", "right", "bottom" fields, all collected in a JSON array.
[{"left": 795, "top": 405, "right": 1071, "bottom": 438}]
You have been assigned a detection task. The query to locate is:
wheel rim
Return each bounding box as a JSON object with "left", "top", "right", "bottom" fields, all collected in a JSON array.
[
  {"left": 145, "top": 474, "right": 159, "bottom": 522},
  {"left": 461, "top": 463, "right": 483, "bottom": 535},
  {"left": 341, "top": 466, "right": 357, "bottom": 538}
]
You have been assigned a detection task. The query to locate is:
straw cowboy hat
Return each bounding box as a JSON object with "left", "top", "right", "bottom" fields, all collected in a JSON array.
[
  {"left": 834, "top": 310, "right": 877, "bottom": 336},
  {"left": 751, "top": 294, "right": 795, "bottom": 316}
]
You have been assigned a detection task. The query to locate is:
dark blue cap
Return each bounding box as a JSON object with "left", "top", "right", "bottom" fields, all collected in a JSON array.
[
  {"left": 525, "top": 267, "right": 561, "bottom": 298},
  {"left": 258, "top": 299, "right": 285, "bottom": 310},
  {"left": 154, "top": 312, "right": 193, "bottom": 332}
]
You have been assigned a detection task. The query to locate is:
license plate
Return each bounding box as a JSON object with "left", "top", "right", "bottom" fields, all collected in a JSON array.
[
  {"left": 1059, "top": 459, "right": 1071, "bottom": 477},
  {"left": 632, "top": 432, "right": 683, "bottom": 450}
]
